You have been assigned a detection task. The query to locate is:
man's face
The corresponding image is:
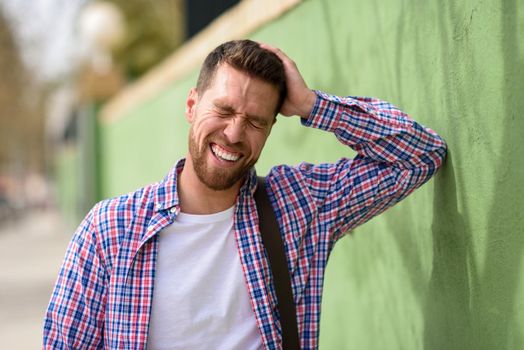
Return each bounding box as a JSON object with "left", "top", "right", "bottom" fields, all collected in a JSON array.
[{"left": 185, "top": 63, "right": 279, "bottom": 191}]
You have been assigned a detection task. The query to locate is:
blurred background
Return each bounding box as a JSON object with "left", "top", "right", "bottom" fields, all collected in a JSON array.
[
  {"left": 1, "top": 0, "right": 523, "bottom": 349},
  {"left": 0, "top": 0, "right": 242, "bottom": 224},
  {"left": 0, "top": 0, "right": 240, "bottom": 347}
]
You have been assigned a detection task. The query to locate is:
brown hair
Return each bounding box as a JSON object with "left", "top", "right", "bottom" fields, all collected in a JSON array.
[{"left": 196, "top": 40, "right": 287, "bottom": 115}]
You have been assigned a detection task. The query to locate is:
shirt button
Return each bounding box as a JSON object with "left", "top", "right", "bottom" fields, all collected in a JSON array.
[
  {"left": 156, "top": 204, "right": 162, "bottom": 210},
  {"left": 170, "top": 207, "right": 177, "bottom": 213}
]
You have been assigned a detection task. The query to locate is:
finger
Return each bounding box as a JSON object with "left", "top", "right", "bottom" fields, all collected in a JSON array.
[{"left": 258, "top": 42, "right": 292, "bottom": 64}]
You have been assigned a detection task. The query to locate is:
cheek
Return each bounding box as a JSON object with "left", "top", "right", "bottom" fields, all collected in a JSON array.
[{"left": 192, "top": 117, "right": 221, "bottom": 143}]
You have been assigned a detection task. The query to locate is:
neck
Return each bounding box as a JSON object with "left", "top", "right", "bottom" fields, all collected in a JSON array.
[{"left": 177, "top": 156, "right": 242, "bottom": 214}]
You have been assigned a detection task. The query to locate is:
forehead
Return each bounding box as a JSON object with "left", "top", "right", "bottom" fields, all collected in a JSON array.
[{"left": 201, "top": 64, "right": 279, "bottom": 118}]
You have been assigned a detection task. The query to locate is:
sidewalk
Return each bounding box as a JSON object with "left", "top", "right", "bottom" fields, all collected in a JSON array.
[{"left": 0, "top": 209, "right": 72, "bottom": 349}]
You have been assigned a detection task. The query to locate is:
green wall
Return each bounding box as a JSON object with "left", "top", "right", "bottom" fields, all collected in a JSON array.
[
  {"left": 55, "top": 146, "right": 82, "bottom": 226},
  {"left": 98, "top": 0, "right": 524, "bottom": 348}
]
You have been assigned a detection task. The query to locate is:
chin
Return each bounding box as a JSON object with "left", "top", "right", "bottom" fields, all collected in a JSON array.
[{"left": 198, "top": 172, "right": 243, "bottom": 191}]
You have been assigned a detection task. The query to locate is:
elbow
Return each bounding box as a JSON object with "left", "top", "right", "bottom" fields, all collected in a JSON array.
[{"left": 433, "top": 137, "right": 448, "bottom": 172}]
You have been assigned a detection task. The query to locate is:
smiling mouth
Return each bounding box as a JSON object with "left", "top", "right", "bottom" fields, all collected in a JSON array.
[{"left": 210, "top": 143, "right": 242, "bottom": 162}]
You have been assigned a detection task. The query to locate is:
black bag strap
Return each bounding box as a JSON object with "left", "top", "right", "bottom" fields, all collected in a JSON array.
[{"left": 254, "top": 176, "right": 300, "bottom": 349}]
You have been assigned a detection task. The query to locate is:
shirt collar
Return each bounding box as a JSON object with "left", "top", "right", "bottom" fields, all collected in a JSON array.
[
  {"left": 153, "top": 158, "right": 259, "bottom": 212},
  {"left": 153, "top": 159, "right": 184, "bottom": 212}
]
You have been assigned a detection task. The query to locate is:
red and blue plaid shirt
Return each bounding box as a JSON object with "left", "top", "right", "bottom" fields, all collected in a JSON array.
[{"left": 44, "top": 91, "right": 446, "bottom": 349}]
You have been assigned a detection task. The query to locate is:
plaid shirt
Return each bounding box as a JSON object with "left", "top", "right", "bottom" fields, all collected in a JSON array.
[{"left": 44, "top": 91, "right": 446, "bottom": 349}]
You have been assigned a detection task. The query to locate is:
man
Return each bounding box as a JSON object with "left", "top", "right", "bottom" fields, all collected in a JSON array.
[{"left": 44, "top": 40, "right": 446, "bottom": 349}]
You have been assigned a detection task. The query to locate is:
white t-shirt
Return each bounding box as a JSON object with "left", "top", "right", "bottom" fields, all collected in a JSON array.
[{"left": 146, "top": 206, "right": 263, "bottom": 350}]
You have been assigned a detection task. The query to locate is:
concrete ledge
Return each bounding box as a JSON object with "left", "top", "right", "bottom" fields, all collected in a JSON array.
[{"left": 100, "top": 0, "right": 302, "bottom": 124}]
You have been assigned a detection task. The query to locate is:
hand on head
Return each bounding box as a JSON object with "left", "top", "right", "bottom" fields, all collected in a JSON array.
[{"left": 258, "top": 43, "right": 317, "bottom": 118}]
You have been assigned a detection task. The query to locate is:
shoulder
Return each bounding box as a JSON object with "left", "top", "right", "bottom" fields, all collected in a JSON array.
[
  {"left": 267, "top": 158, "right": 354, "bottom": 186},
  {"left": 94, "top": 184, "right": 156, "bottom": 221},
  {"left": 266, "top": 158, "right": 354, "bottom": 208},
  {"left": 80, "top": 182, "right": 159, "bottom": 258}
]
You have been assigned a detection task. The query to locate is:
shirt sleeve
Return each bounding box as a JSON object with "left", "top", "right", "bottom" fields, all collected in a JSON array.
[
  {"left": 299, "top": 90, "right": 447, "bottom": 243},
  {"left": 43, "top": 205, "right": 107, "bottom": 349}
]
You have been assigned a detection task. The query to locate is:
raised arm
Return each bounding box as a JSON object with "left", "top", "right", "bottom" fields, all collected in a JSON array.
[
  {"left": 304, "top": 91, "right": 447, "bottom": 242},
  {"left": 261, "top": 43, "right": 447, "bottom": 242}
]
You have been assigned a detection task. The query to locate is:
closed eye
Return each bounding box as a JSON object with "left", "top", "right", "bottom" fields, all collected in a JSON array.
[
  {"left": 215, "top": 108, "right": 232, "bottom": 116},
  {"left": 213, "top": 102, "right": 235, "bottom": 116},
  {"left": 248, "top": 119, "right": 265, "bottom": 129}
]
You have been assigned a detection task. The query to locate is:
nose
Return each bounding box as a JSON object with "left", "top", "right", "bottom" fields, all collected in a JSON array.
[{"left": 223, "top": 117, "right": 245, "bottom": 144}]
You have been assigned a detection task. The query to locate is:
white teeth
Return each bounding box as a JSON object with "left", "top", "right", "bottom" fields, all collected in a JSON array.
[{"left": 211, "top": 144, "right": 240, "bottom": 162}]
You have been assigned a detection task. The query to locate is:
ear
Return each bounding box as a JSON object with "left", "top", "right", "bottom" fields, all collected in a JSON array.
[{"left": 185, "top": 88, "right": 198, "bottom": 123}]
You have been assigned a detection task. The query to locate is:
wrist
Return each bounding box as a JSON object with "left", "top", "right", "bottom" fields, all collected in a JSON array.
[{"left": 298, "top": 90, "right": 317, "bottom": 119}]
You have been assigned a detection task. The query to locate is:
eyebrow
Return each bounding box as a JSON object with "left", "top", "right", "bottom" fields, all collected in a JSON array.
[{"left": 213, "top": 101, "right": 270, "bottom": 126}]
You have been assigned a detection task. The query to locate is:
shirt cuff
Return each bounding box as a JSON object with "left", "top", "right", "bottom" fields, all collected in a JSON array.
[{"left": 300, "top": 90, "right": 341, "bottom": 133}]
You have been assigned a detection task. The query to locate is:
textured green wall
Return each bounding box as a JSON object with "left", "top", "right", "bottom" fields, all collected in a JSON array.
[{"left": 98, "top": 0, "right": 524, "bottom": 348}]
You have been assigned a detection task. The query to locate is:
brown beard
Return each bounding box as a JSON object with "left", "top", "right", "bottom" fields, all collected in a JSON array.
[{"left": 188, "top": 127, "right": 256, "bottom": 191}]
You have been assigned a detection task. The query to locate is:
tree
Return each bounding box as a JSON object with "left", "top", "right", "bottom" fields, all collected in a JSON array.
[
  {"left": 0, "top": 8, "right": 44, "bottom": 175},
  {"left": 109, "top": 0, "right": 185, "bottom": 78}
]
